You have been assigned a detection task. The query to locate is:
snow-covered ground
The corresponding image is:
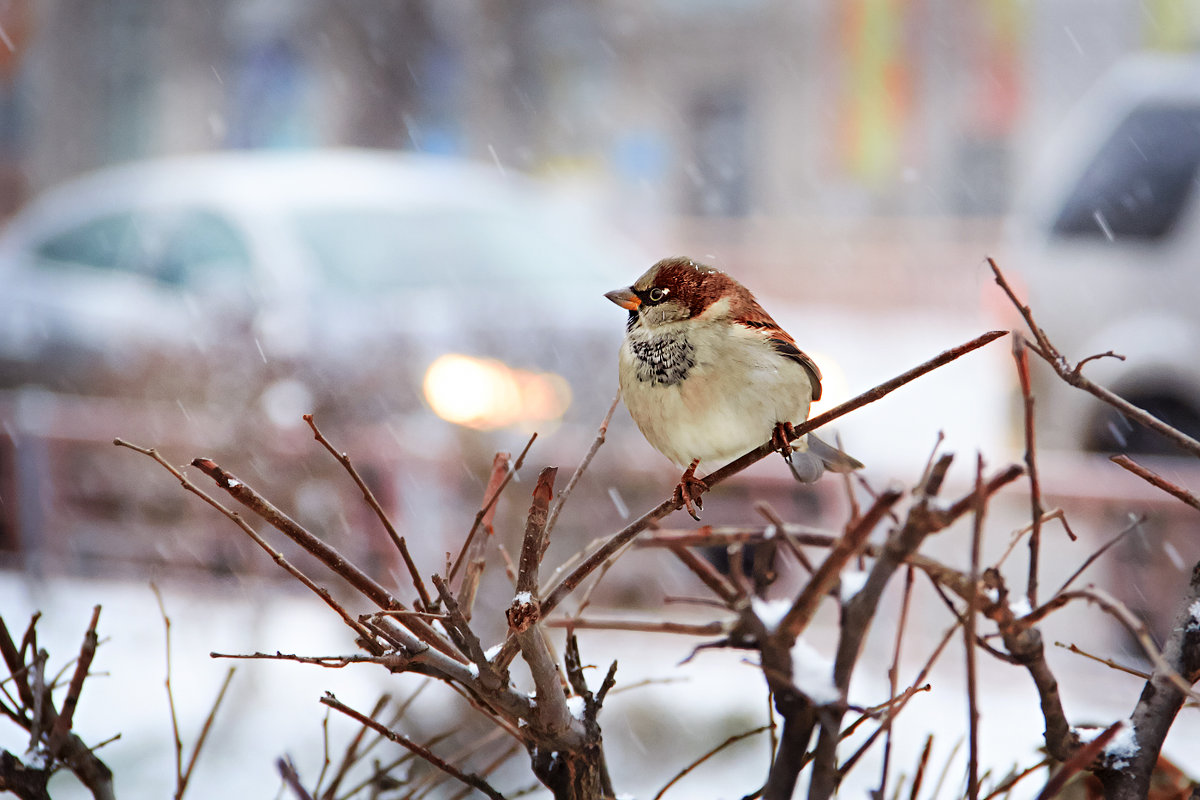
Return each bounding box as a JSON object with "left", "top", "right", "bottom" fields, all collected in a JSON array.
[{"left": 3, "top": 525, "right": 1197, "bottom": 800}]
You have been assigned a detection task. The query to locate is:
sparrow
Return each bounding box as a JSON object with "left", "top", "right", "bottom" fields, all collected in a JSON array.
[{"left": 606, "top": 256, "right": 862, "bottom": 519}]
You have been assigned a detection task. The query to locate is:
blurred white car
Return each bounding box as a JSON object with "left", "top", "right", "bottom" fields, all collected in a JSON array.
[
  {"left": 1010, "top": 54, "right": 1200, "bottom": 454},
  {"left": 0, "top": 149, "right": 642, "bottom": 433},
  {"left": 0, "top": 150, "right": 647, "bottom": 568}
]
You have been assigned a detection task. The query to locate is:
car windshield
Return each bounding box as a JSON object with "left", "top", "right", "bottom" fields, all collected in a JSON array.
[
  {"left": 290, "top": 206, "right": 613, "bottom": 292},
  {"left": 1050, "top": 102, "right": 1200, "bottom": 241}
]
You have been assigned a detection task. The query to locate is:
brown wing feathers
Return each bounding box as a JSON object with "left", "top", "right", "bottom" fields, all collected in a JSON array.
[{"left": 737, "top": 317, "right": 824, "bottom": 402}]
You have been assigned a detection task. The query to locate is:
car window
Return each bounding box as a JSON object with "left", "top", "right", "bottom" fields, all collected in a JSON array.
[
  {"left": 290, "top": 207, "right": 612, "bottom": 292},
  {"left": 33, "top": 209, "right": 252, "bottom": 287},
  {"left": 158, "top": 210, "right": 253, "bottom": 286},
  {"left": 35, "top": 213, "right": 144, "bottom": 273},
  {"left": 1051, "top": 103, "right": 1200, "bottom": 241}
]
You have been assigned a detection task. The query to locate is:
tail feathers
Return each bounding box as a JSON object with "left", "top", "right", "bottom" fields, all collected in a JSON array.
[{"left": 787, "top": 434, "right": 863, "bottom": 484}]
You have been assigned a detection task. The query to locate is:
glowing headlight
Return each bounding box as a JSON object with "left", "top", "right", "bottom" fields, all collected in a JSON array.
[{"left": 422, "top": 354, "right": 572, "bottom": 430}]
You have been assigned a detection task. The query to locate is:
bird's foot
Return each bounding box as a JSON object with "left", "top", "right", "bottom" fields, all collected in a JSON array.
[
  {"left": 771, "top": 421, "right": 797, "bottom": 462},
  {"left": 673, "top": 459, "right": 706, "bottom": 521}
]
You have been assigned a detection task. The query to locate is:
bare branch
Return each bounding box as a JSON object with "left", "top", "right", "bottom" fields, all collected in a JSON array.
[
  {"left": 1012, "top": 336, "right": 1044, "bottom": 607},
  {"left": 538, "top": 330, "right": 1009, "bottom": 622},
  {"left": 179, "top": 667, "right": 235, "bottom": 800},
  {"left": 47, "top": 606, "right": 101, "bottom": 760},
  {"left": 321, "top": 692, "right": 507, "bottom": 800},
  {"left": 117, "top": 441, "right": 382, "bottom": 650},
  {"left": 277, "top": 756, "right": 316, "bottom": 800},
  {"left": 1035, "top": 722, "right": 1122, "bottom": 800},
  {"left": 1109, "top": 454, "right": 1200, "bottom": 512},
  {"left": 544, "top": 618, "right": 725, "bottom": 636},
  {"left": 430, "top": 573, "right": 503, "bottom": 692},
  {"left": 1055, "top": 641, "right": 1150, "bottom": 681},
  {"left": 667, "top": 544, "right": 744, "bottom": 606},
  {"left": 303, "top": 413, "right": 432, "bottom": 610},
  {"left": 515, "top": 468, "right": 558, "bottom": 597},
  {"left": 210, "top": 651, "right": 411, "bottom": 668},
  {"left": 546, "top": 393, "right": 620, "bottom": 537},
  {"left": 1052, "top": 514, "right": 1143, "bottom": 597},
  {"left": 991, "top": 258, "right": 1200, "bottom": 458},
  {"left": 152, "top": 586, "right": 184, "bottom": 791},
  {"left": 779, "top": 488, "right": 902, "bottom": 641},
  {"left": 964, "top": 456, "right": 985, "bottom": 800},
  {"left": 653, "top": 725, "right": 770, "bottom": 800},
  {"left": 458, "top": 452, "right": 511, "bottom": 614},
  {"left": 449, "top": 432, "right": 538, "bottom": 584}
]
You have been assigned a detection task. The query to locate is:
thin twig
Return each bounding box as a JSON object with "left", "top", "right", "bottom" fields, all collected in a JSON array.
[
  {"left": 210, "top": 651, "right": 410, "bottom": 668},
  {"left": 458, "top": 453, "right": 510, "bottom": 615},
  {"left": 1012, "top": 336, "right": 1044, "bottom": 607},
  {"left": 544, "top": 617, "right": 725, "bottom": 636},
  {"left": 908, "top": 735, "right": 934, "bottom": 800},
  {"left": 539, "top": 330, "right": 1008, "bottom": 622},
  {"left": 1052, "top": 514, "right": 1144, "bottom": 597},
  {"left": 667, "top": 544, "right": 744, "bottom": 606},
  {"left": 1054, "top": 641, "right": 1150, "bottom": 680},
  {"left": 545, "top": 393, "right": 620, "bottom": 537},
  {"left": 981, "top": 757, "right": 1054, "bottom": 800},
  {"left": 152, "top": 586, "right": 184, "bottom": 793},
  {"left": 304, "top": 414, "right": 433, "bottom": 610},
  {"left": 179, "top": 667, "right": 235, "bottom": 799},
  {"left": 875, "top": 565, "right": 915, "bottom": 800},
  {"left": 755, "top": 503, "right": 814, "bottom": 575},
  {"left": 449, "top": 433, "right": 538, "bottom": 584},
  {"left": 1034, "top": 722, "right": 1122, "bottom": 800},
  {"left": 316, "top": 693, "right": 386, "bottom": 799},
  {"left": 321, "top": 692, "right": 507, "bottom": 800},
  {"left": 430, "top": 573, "right": 499, "bottom": 689},
  {"left": 47, "top": 606, "right": 101, "bottom": 758},
  {"left": 779, "top": 489, "right": 903, "bottom": 640},
  {"left": 277, "top": 756, "right": 316, "bottom": 800},
  {"left": 653, "top": 725, "right": 770, "bottom": 800},
  {"left": 837, "top": 616, "right": 962, "bottom": 778},
  {"left": 117, "top": 441, "right": 382, "bottom": 651},
  {"left": 1110, "top": 454, "right": 1200, "bottom": 512},
  {"left": 964, "top": 455, "right": 985, "bottom": 800},
  {"left": 991, "top": 258, "right": 1200, "bottom": 458}
]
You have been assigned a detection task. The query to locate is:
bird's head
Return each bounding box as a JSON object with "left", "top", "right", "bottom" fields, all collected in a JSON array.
[{"left": 605, "top": 256, "right": 744, "bottom": 330}]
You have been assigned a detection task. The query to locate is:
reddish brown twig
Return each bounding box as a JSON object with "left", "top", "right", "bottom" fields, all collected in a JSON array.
[
  {"left": 779, "top": 489, "right": 902, "bottom": 641},
  {"left": 653, "top": 725, "right": 771, "bottom": 800},
  {"left": 304, "top": 413, "right": 432, "bottom": 610},
  {"left": 116, "top": 440, "right": 382, "bottom": 649},
  {"left": 991, "top": 258, "right": 1200, "bottom": 457},
  {"left": 667, "top": 544, "right": 744, "bottom": 606},
  {"left": 319, "top": 695, "right": 506, "bottom": 800},
  {"left": 47, "top": 606, "right": 100, "bottom": 760},
  {"left": 1055, "top": 641, "right": 1150, "bottom": 680},
  {"left": 539, "top": 330, "right": 1009, "bottom": 624},
  {"left": 1109, "top": 454, "right": 1200, "bottom": 512},
  {"left": 964, "top": 456, "right": 986, "bottom": 800},
  {"left": 1012, "top": 336, "right": 1044, "bottom": 608},
  {"left": 277, "top": 757, "right": 316, "bottom": 800},
  {"left": 543, "top": 617, "right": 726, "bottom": 636},
  {"left": 546, "top": 392, "right": 620, "bottom": 536},
  {"left": 456, "top": 452, "right": 511, "bottom": 612},
  {"left": 321, "top": 692, "right": 506, "bottom": 800},
  {"left": 1035, "top": 722, "right": 1122, "bottom": 800},
  {"left": 449, "top": 433, "right": 537, "bottom": 584}
]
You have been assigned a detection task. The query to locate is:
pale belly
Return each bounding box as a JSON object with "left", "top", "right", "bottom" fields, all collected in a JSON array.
[{"left": 619, "top": 334, "right": 813, "bottom": 470}]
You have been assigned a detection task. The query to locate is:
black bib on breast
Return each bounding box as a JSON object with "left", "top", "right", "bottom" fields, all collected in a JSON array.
[{"left": 630, "top": 334, "right": 696, "bottom": 386}]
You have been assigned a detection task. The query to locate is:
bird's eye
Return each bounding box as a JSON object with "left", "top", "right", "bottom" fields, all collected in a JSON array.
[{"left": 648, "top": 287, "right": 667, "bottom": 302}]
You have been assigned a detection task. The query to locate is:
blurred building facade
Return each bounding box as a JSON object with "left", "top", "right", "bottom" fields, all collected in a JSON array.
[{"left": 2, "top": 0, "right": 1198, "bottom": 224}]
